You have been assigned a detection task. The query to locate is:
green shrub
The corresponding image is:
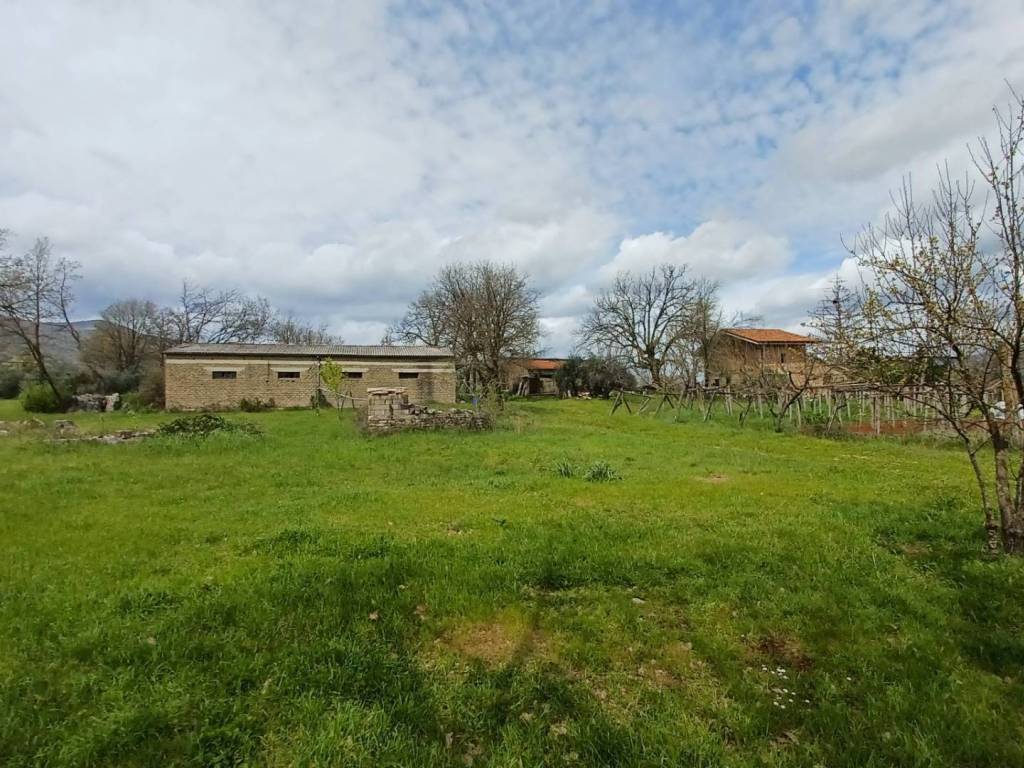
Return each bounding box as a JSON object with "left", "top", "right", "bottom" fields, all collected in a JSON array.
[
  {"left": 239, "top": 397, "right": 275, "bottom": 412},
  {"left": 0, "top": 368, "right": 23, "bottom": 399},
  {"left": 137, "top": 364, "right": 165, "bottom": 408},
  {"left": 556, "top": 357, "right": 637, "bottom": 398},
  {"left": 19, "top": 383, "right": 65, "bottom": 413},
  {"left": 156, "top": 413, "right": 262, "bottom": 438},
  {"left": 91, "top": 369, "right": 141, "bottom": 395},
  {"left": 119, "top": 392, "right": 153, "bottom": 413},
  {"left": 583, "top": 460, "right": 621, "bottom": 482}
]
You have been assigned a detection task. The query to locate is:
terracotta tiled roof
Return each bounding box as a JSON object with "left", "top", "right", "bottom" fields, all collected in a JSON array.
[
  {"left": 722, "top": 328, "right": 815, "bottom": 344},
  {"left": 513, "top": 358, "right": 565, "bottom": 371},
  {"left": 164, "top": 343, "right": 453, "bottom": 358},
  {"left": 527, "top": 359, "right": 564, "bottom": 371}
]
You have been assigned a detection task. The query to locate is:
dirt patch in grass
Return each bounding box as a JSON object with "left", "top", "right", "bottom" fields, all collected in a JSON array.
[
  {"left": 438, "top": 611, "right": 555, "bottom": 668},
  {"left": 750, "top": 632, "right": 813, "bottom": 671},
  {"left": 697, "top": 473, "right": 729, "bottom": 484}
]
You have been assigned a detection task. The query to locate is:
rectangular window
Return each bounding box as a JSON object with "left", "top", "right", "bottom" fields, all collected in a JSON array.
[
  {"left": 344, "top": 371, "right": 363, "bottom": 379},
  {"left": 277, "top": 371, "right": 300, "bottom": 379},
  {"left": 398, "top": 371, "right": 419, "bottom": 380},
  {"left": 780, "top": 352, "right": 786, "bottom": 363},
  {"left": 211, "top": 370, "right": 236, "bottom": 380}
]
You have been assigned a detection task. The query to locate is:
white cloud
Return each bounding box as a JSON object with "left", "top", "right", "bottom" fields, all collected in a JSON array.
[
  {"left": 538, "top": 316, "right": 579, "bottom": 357},
  {"left": 603, "top": 221, "right": 793, "bottom": 282},
  {"left": 3, "top": 0, "right": 1024, "bottom": 350},
  {"left": 720, "top": 257, "right": 867, "bottom": 330}
]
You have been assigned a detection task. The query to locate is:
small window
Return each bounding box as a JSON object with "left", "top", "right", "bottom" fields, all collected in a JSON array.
[
  {"left": 344, "top": 371, "right": 363, "bottom": 379},
  {"left": 780, "top": 352, "right": 786, "bottom": 363},
  {"left": 398, "top": 371, "right": 419, "bottom": 380},
  {"left": 212, "top": 370, "right": 236, "bottom": 380},
  {"left": 277, "top": 371, "right": 300, "bottom": 379}
]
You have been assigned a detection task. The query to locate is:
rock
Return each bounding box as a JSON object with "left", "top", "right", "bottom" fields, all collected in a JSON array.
[
  {"left": 23, "top": 418, "right": 44, "bottom": 429},
  {"left": 105, "top": 393, "right": 120, "bottom": 412},
  {"left": 53, "top": 420, "right": 77, "bottom": 434},
  {"left": 0, "top": 430, "right": 9, "bottom": 437}
]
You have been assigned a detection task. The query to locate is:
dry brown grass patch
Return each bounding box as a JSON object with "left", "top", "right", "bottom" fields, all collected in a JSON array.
[
  {"left": 750, "top": 632, "right": 813, "bottom": 671},
  {"left": 438, "top": 610, "right": 555, "bottom": 668}
]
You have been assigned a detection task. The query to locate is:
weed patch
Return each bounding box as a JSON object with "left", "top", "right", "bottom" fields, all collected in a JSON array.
[
  {"left": 583, "top": 460, "right": 621, "bottom": 482},
  {"left": 157, "top": 413, "right": 262, "bottom": 438}
]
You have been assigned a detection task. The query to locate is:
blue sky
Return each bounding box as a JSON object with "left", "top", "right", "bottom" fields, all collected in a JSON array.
[{"left": 2, "top": 0, "right": 1022, "bottom": 352}]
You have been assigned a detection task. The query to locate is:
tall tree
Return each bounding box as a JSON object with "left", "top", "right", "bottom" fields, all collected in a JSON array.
[
  {"left": 388, "top": 288, "right": 449, "bottom": 348},
  {"left": 578, "top": 264, "right": 697, "bottom": 387},
  {"left": 82, "top": 299, "right": 165, "bottom": 376},
  {"left": 269, "top": 312, "right": 339, "bottom": 345},
  {"left": 392, "top": 262, "right": 541, "bottom": 394},
  {"left": 840, "top": 90, "right": 1024, "bottom": 554},
  {"left": 0, "top": 237, "right": 81, "bottom": 399},
  {"left": 166, "top": 281, "right": 274, "bottom": 344}
]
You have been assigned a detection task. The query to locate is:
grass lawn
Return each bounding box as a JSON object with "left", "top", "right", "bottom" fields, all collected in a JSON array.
[{"left": 1, "top": 398, "right": 1022, "bottom": 767}]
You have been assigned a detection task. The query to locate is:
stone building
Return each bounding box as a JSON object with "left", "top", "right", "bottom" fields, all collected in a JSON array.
[
  {"left": 163, "top": 343, "right": 456, "bottom": 410},
  {"left": 503, "top": 358, "right": 566, "bottom": 395},
  {"left": 705, "top": 328, "right": 815, "bottom": 387}
]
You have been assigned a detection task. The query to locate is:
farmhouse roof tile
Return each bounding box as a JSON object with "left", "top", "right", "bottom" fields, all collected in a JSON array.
[
  {"left": 517, "top": 358, "right": 566, "bottom": 371},
  {"left": 722, "top": 328, "right": 815, "bottom": 344},
  {"left": 164, "top": 343, "right": 454, "bottom": 358}
]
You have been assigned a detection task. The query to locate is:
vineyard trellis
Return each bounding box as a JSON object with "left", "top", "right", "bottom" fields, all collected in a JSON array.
[{"left": 608, "top": 381, "right": 1015, "bottom": 439}]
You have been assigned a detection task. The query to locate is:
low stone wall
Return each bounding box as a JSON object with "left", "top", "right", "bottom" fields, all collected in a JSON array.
[{"left": 363, "top": 387, "right": 491, "bottom": 435}]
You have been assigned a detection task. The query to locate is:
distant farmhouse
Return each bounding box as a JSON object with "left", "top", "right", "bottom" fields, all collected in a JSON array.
[
  {"left": 164, "top": 343, "right": 456, "bottom": 410},
  {"left": 503, "top": 357, "right": 566, "bottom": 396},
  {"left": 705, "top": 328, "right": 816, "bottom": 387}
]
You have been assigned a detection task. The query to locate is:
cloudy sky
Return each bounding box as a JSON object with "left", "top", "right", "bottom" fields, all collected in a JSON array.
[{"left": 3, "top": 0, "right": 1023, "bottom": 352}]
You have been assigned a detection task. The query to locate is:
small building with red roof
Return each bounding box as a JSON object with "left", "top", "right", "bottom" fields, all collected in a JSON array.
[{"left": 503, "top": 357, "right": 567, "bottom": 395}]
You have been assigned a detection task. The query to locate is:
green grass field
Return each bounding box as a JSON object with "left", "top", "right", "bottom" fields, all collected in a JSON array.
[{"left": 1, "top": 398, "right": 1022, "bottom": 767}]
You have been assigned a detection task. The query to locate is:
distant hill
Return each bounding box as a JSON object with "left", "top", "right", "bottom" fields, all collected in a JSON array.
[{"left": 0, "top": 319, "right": 100, "bottom": 369}]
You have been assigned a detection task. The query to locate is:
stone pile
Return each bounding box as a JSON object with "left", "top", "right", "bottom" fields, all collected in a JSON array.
[
  {"left": 0, "top": 417, "right": 152, "bottom": 444},
  {"left": 50, "top": 428, "right": 155, "bottom": 445},
  {"left": 70, "top": 393, "right": 120, "bottom": 412},
  {"left": 364, "top": 387, "right": 491, "bottom": 435}
]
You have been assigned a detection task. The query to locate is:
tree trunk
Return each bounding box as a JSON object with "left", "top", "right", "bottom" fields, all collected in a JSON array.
[
  {"left": 993, "top": 430, "right": 1024, "bottom": 554},
  {"left": 962, "top": 442, "right": 1001, "bottom": 555},
  {"left": 28, "top": 343, "right": 63, "bottom": 402}
]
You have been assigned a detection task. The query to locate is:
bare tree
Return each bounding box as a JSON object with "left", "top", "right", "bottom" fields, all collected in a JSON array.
[
  {"left": 392, "top": 262, "right": 541, "bottom": 395},
  {"left": 578, "top": 265, "right": 697, "bottom": 387},
  {"left": 269, "top": 312, "right": 339, "bottom": 345},
  {"left": 82, "top": 299, "right": 165, "bottom": 376},
  {"left": 807, "top": 276, "right": 862, "bottom": 370},
  {"left": 840, "top": 90, "right": 1024, "bottom": 554},
  {"left": 671, "top": 279, "right": 764, "bottom": 389},
  {"left": 0, "top": 237, "right": 81, "bottom": 399},
  {"left": 669, "top": 277, "right": 720, "bottom": 388},
  {"left": 388, "top": 288, "right": 450, "bottom": 347},
  {"left": 165, "top": 281, "right": 274, "bottom": 344}
]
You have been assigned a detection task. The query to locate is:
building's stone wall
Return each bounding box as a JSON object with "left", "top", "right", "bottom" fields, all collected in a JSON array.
[
  {"left": 706, "top": 336, "right": 810, "bottom": 387},
  {"left": 164, "top": 357, "right": 456, "bottom": 410}
]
